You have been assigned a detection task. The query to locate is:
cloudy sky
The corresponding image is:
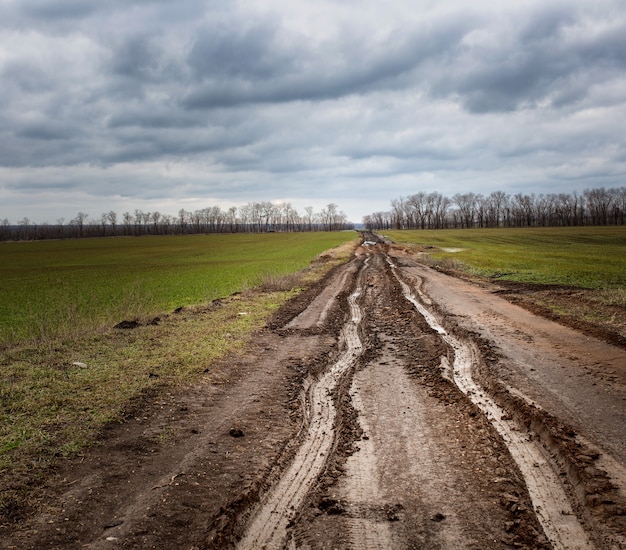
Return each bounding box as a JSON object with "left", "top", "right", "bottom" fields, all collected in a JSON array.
[{"left": 1, "top": 0, "right": 625, "bottom": 224}]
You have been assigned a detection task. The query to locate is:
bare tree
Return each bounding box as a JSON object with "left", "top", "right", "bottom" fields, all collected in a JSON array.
[
  {"left": 71, "top": 212, "right": 88, "bottom": 238},
  {"left": 390, "top": 198, "right": 405, "bottom": 229},
  {"left": 107, "top": 211, "right": 118, "bottom": 235},
  {"left": 584, "top": 188, "right": 613, "bottom": 225},
  {"left": 227, "top": 206, "right": 238, "bottom": 233},
  {"left": 1, "top": 218, "right": 10, "bottom": 240},
  {"left": 178, "top": 209, "right": 188, "bottom": 234},
  {"left": 453, "top": 193, "right": 479, "bottom": 228},
  {"left": 52, "top": 218, "right": 65, "bottom": 238},
  {"left": 122, "top": 212, "right": 133, "bottom": 236},
  {"left": 304, "top": 206, "right": 314, "bottom": 231},
  {"left": 407, "top": 192, "right": 428, "bottom": 229},
  {"left": 486, "top": 191, "right": 508, "bottom": 228},
  {"left": 134, "top": 209, "right": 144, "bottom": 235}
]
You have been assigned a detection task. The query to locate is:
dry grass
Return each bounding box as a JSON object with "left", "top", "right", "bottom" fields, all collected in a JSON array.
[{"left": 597, "top": 287, "right": 626, "bottom": 308}]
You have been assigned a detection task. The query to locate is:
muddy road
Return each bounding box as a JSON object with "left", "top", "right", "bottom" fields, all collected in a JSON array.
[{"left": 3, "top": 238, "right": 625, "bottom": 549}]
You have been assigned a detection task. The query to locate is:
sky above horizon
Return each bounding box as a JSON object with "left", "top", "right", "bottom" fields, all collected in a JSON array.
[{"left": 1, "top": 0, "right": 625, "bottom": 224}]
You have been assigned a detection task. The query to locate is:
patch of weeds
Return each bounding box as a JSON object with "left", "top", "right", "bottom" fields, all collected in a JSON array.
[
  {"left": 417, "top": 252, "right": 467, "bottom": 273},
  {"left": 597, "top": 287, "right": 626, "bottom": 308},
  {"left": 258, "top": 271, "right": 306, "bottom": 292}
]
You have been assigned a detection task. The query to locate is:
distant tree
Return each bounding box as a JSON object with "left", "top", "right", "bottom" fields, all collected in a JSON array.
[
  {"left": 122, "top": 211, "right": 133, "bottom": 235},
  {"left": 430, "top": 192, "right": 450, "bottom": 229},
  {"left": 71, "top": 212, "right": 88, "bottom": 237},
  {"left": 407, "top": 192, "right": 428, "bottom": 229},
  {"left": 390, "top": 198, "right": 405, "bottom": 229},
  {"left": 134, "top": 209, "right": 143, "bottom": 235},
  {"left": 486, "top": 191, "right": 508, "bottom": 228},
  {"left": 453, "top": 193, "right": 479, "bottom": 228},
  {"left": 151, "top": 211, "right": 161, "bottom": 234},
  {"left": 162, "top": 214, "right": 174, "bottom": 234},
  {"left": 304, "top": 206, "right": 314, "bottom": 231},
  {"left": 584, "top": 187, "right": 613, "bottom": 225},
  {"left": 227, "top": 206, "right": 238, "bottom": 233},
  {"left": 100, "top": 213, "right": 108, "bottom": 236},
  {"left": 1, "top": 218, "right": 10, "bottom": 240},
  {"left": 54, "top": 217, "right": 65, "bottom": 238},
  {"left": 107, "top": 211, "right": 118, "bottom": 235},
  {"left": 141, "top": 211, "right": 151, "bottom": 234},
  {"left": 612, "top": 187, "right": 626, "bottom": 225},
  {"left": 178, "top": 209, "right": 188, "bottom": 234}
]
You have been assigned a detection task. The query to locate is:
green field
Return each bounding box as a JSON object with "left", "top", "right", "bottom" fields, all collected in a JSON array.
[
  {"left": 0, "top": 232, "right": 356, "bottom": 348},
  {"left": 383, "top": 226, "right": 626, "bottom": 289},
  {"left": 1, "top": 233, "right": 357, "bottom": 503}
]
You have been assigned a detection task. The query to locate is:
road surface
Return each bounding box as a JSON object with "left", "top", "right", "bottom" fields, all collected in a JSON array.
[{"left": 3, "top": 236, "right": 625, "bottom": 549}]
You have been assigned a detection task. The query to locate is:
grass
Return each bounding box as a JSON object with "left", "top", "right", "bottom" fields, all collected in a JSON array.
[
  {"left": 383, "top": 226, "right": 626, "bottom": 289},
  {"left": 0, "top": 232, "right": 356, "bottom": 348},
  {"left": 1, "top": 293, "right": 280, "bottom": 456},
  {"left": 0, "top": 234, "right": 358, "bottom": 519}
]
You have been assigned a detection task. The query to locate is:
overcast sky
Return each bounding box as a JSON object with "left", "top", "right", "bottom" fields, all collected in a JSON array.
[{"left": 1, "top": 0, "right": 625, "bottom": 224}]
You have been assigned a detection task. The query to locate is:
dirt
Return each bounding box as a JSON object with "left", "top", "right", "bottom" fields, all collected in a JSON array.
[{"left": 2, "top": 235, "right": 625, "bottom": 549}]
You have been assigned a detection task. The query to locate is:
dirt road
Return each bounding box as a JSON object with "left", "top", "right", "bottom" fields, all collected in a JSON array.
[{"left": 3, "top": 237, "right": 625, "bottom": 549}]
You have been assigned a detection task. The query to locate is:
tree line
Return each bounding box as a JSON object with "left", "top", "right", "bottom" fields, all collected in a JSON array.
[
  {"left": 363, "top": 187, "right": 626, "bottom": 231},
  {"left": 0, "top": 202, "right": 353, "bottom": 241}
]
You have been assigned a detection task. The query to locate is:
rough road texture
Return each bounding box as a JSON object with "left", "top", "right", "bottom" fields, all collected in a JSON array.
[{"left": 2, "top": 237, "right": 625, "bottom": 549}]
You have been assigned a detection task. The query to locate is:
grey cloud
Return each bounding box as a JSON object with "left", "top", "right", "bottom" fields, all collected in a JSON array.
[
  {"left": 2, "top": 61, "right": 56, "bottom": 94},
  {"left": 179, "top": 4, "right": 626, "bottom": 115},
  {"left": 182, "top": 14, "right": 473, "bottom": 109},
  {"left": 100, "top": 112, "right": 266, "bottom": 164},
  {"left": 16, "top": 121, "right": 78, "bottom": 141},
  {"left": 108, "top": 34, "right": 164, "bottom": 79},
  {"left": 107, "top": 108, "right": 206, "bottom": 129},
  {"left": 18, "top": 0, "right": 99, "bottom": 21},
  {"left": 517, "top": 3, "right": 577, "bottom": 43},
  {"left": 430, "top": 6, "right": 626, "bottom": 113},
  {"left": 187, "top": 20, "right": 294, "bottom": 81},
  {"left": 5, "top": 0, "right": 196, "bottom": 26},
  {"left": 0, "top": 135, "right": 92, "bottom": 167}
]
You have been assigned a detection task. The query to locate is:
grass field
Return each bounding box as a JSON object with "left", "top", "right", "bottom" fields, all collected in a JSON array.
[
  {"left": 0, "top": 232, "right": 356, "bottom": 348},
  {"left": 383, "top": 226, "right": 626, "bottom": 289},
  {"left": 0, "top": 234, "right": 357, "bottom": 513}
]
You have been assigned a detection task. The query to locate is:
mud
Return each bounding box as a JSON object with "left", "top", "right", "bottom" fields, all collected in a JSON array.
[{"left": 2, "top": 237, "right": 625, "bottom": 549}]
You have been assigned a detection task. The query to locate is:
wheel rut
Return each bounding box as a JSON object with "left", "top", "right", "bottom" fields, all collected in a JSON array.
[
  {"left": 239, "top": 247, "right": 553, "bottom": 549},
  {"left": 237, "top": 260, "right": 367, "bottom": 549},
  {"left": 387, "top": 254, "right": 594, "bottom": 549}
]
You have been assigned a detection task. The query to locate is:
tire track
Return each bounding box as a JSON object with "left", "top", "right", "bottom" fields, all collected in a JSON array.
[
  {"left": 387, "top": 256, "right": 595, "bottom": 550},
  {"left": 237, "top": 261, "right": 365, "bottom": 550}
]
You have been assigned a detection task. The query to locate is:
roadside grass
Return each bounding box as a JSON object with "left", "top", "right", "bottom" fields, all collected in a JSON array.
[
  {"left": 383, "top": 226, "right": 626, "bottom": 289},
  {"left": 0, "top": 235, "right": 358, "bottom": 519},
  {"left": 0, "top": 232, "right": 356, "bottom": 348},
  {"left": 383, "top": 226, "right": 626, "bottom": 341}
]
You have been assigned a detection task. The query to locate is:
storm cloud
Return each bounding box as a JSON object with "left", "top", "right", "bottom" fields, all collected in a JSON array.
[{"left": 1, "top": 0, "right": 624, "bottom": 223}]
